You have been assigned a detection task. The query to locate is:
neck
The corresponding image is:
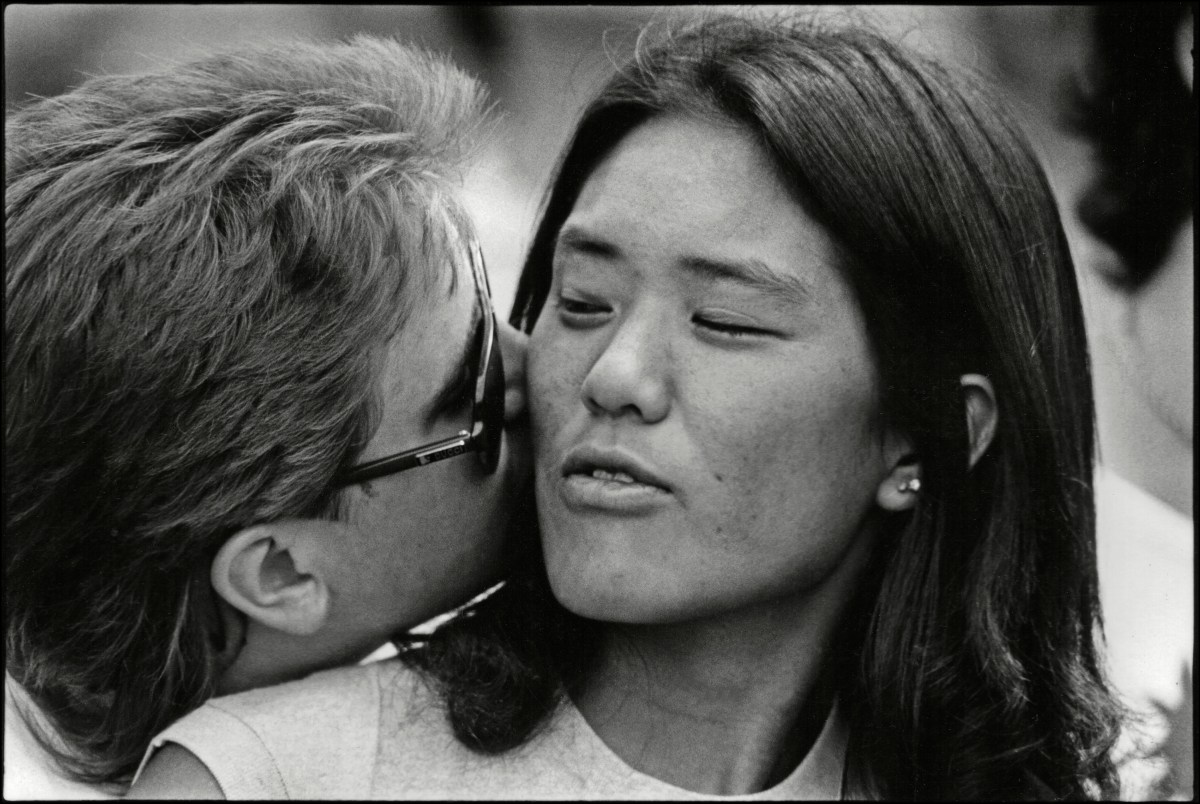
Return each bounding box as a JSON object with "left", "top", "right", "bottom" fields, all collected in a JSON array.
[
  {"left": 575, "top": 538, "right": 869, "bottom": 796},
  {"left": 580, "top": 614, "right": 836, "bottom": 794},
  {"left": 217, "top": 622, "right": 376, "bottom": 695}
]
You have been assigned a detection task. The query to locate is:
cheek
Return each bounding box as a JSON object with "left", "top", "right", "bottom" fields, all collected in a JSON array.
[
  {"left": 356, "top": 464, "right": 513, "bottom": 590},
  {"left": 528, "top": 323, "right": 583, "bottom": 441},
  {"left": 686, "top": 357, "right": 885, "bottom": 543}
]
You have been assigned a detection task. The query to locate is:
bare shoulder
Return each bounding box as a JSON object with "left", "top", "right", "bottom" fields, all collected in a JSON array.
[{"left": 125, "top": 743, "right": 225, "bottom": 800}]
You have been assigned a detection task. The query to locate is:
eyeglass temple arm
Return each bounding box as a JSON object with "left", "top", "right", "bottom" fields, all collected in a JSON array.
[{"left": 335, "top": 430, "right": 474, "bottom": 487}]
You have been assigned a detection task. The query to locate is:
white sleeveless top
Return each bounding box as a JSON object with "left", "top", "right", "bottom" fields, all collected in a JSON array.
[{"left": 136, "top": 660, "right": 848, "bottom": 799}]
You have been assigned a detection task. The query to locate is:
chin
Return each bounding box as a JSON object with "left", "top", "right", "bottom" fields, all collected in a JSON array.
[
  {"left": 541, "top": 553, "right": 699, "bottom": 625},
  {"left": 543, "top": 551, "right": 639, "bottom": 621}
]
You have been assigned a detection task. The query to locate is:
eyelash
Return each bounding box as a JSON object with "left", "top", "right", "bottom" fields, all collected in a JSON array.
[
  {"left": 555, "top": 296, "right": 610, "bottom": 323},
  {"left": 557, "top": 295, "right": 771, "bottom": 340},
  {"left": 692, "top": 315, "right": 770, "bottom": 338}
]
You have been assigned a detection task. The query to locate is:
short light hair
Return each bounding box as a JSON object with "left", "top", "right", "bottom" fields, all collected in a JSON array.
[{"left": 5, "top": 35, "right": 486, "bottom": 784}]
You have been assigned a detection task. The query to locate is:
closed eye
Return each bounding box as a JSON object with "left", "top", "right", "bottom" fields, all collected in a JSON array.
[
  {"left": 555, "top": 295, "right": 612, "bottom": 326},
  {"left": 692, "top": 314, "right": 773, "bottom": 338}
]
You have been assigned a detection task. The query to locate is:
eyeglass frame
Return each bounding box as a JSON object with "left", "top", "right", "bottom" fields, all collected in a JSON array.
[{"left": 333, "top": 238, "right": 503, "bottom": 487}]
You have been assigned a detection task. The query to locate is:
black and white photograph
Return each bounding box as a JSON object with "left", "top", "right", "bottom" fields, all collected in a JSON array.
[{"left": 5, "top": 4, "right": 1192, "bottom": 800}]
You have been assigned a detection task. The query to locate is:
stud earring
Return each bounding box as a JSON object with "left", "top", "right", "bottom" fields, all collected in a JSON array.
[{"left": 898, "top": 477, "right": 921, "bottom": 493}]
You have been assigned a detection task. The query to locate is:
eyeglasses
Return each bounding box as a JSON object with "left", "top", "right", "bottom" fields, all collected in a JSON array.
[{"left": 334, "top": 239, "right": 504, "bottom": 487}]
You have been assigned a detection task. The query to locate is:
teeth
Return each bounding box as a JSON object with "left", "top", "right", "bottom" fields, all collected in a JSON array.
[{"left": 590, "top": 468, "right": 637, "bottom": 483}]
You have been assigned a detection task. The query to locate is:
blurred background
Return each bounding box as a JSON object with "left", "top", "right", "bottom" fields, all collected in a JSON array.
[{"left": 5, "top": 4, "right": 1191, "bottom": 517}]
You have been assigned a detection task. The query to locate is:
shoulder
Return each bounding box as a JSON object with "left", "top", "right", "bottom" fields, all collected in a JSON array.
[
  {"left": 209, "top": 658, "right": 391, "bottom": 725},
  {"left": 368, "top": 667, "right": 636, "bottom": 799},
  {"left": 135, "top": 661, "right": 401, "bottom": 799},
  {"left": 126, "top": 743, "right": 222, "bottom": 800}
]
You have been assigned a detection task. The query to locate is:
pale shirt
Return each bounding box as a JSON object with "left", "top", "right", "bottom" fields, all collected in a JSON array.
[
  {"left": 1095, "top": 467, "right": 1194, "bottom": 800},
  {"left": 0, "top": 599, "right": 454, "bottom": 801},
  {"left": 136, "top": 659, "right": 848, "bottom": 799}
]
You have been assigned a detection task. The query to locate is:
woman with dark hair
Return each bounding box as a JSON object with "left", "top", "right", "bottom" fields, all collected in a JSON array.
[{"left": 140, "top": 13, "right": 1124, "bottom": 799}]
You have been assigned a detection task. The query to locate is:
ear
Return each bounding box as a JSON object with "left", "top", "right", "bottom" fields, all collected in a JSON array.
[
  {"left": 876, "top": 454, "right": 922, "bottom": 513},
  {"left": 211, "top": 521, "right": 332, "bottom": 637},
  {"left": 960, "top": 373, "right": 998, "bottom": 469},
  {"left": 875, "top": 373, "right": 999, "bottom": 512},
  {"left": 875, "top": 427, "right": 921, "bottom": 513}
]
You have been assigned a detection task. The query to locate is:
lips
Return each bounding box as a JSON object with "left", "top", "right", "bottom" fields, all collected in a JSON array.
[
  {"left": 556, "top": 444, "right": 674, "bottom": 514},
  {"left": 561, "top": 445, "right": 672, "bottom": 491}
]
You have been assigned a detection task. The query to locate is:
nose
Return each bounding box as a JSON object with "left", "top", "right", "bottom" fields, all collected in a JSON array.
[
  {"left": 498, "top": 320, "right": 528, "bottom": 423},
  {"left": 580, "top": 313, "right": 670, "bottom": 423}
]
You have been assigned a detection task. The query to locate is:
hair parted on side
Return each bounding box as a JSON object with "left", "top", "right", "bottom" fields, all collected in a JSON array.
[
  {"left": 5, "top": 35, "right": 487, "bottom": 785},
  {"left": 415, "top": 13, "right": 1123, "bottom": 800}
]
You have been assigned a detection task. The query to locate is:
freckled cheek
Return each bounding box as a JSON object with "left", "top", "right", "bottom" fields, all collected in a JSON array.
[
  {"left": 687, "top": 376, "right": 795, "bottom": 475},
  {"left": 685, "top": 379, "right": 880, "bottom": 540},
  {"left": 682, "top": 399, "right": 788, "bottom": 538}
]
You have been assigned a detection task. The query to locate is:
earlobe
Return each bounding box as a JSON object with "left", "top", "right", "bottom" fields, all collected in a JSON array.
[
  {"left": 960, "top": 373, "right": 998, "bottom": 469},
  {"left": 876, "top": 425, "right": 921, "bottom": 512},
  {"left": 211, "top": 523, "right": 331, "bottom": 636},
  {"left": 876, "top": 458, "right": 922, "bottom": 512}
]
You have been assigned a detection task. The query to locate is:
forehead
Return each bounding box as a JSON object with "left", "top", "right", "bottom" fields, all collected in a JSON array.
[
  {"left": 578, "top": 116, "right": 784, "bottom": 224},
  {"left": 561, "top": 115, "right": 843, "bottom": 291}
]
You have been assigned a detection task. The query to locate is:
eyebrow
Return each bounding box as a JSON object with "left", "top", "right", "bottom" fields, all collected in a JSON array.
[
  {"left": 555, "top": 226, "right": 619, "bottom": 259},
  {"left": 556, "top": 224, "right": 814, "bottom": 307},
  {"left": 676, "top": 255, "right": 814, "bottom": 308}
]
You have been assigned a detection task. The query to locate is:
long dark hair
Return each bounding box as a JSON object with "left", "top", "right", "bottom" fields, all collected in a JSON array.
[{"left": 413, "top": 14, "right": 1122, "bottom": 799}]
